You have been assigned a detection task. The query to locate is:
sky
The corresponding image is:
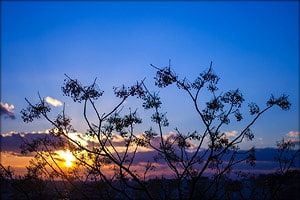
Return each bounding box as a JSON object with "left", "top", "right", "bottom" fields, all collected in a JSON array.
[{"left": 1, "top": 1, "right": 299, "bottom": 154}]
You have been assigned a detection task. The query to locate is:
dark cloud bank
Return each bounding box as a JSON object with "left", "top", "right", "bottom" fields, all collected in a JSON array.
[{"left": 1, "top": 132, "right": 299, "bottom": 173}]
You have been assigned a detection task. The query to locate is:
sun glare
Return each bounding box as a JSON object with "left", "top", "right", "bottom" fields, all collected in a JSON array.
[{"left": 57, "top": 150, "right": 75, "bottom": 168}]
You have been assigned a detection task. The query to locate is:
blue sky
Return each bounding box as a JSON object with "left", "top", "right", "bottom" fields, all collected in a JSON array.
[{"left": 1, "top": 1, "right": 299, "bottom": 148}]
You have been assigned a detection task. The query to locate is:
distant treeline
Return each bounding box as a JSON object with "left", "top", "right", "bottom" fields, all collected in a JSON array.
[{"left": 1, "top": 170, "right": 300, "bottom": 200}]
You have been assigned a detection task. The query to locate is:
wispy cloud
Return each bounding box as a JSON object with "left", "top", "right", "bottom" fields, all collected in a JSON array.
[
  {"left": 224, "top": 130, "right": 237, "bottom": 138},
  {"left": 286, "top": 131, "right": 300, "bottom": 146},
  {"left": 287, "top": 131, "right": 300, "bottom": 138},
  {"left": 0, "top": 102, "right": 16, "bottom": 119},
  {"left": 44, "top": 96, "right": 63, "bottom": 107}
]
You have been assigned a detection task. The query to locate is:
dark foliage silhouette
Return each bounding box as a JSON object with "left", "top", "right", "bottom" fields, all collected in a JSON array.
[{"left": 1, "top": 61, "right": 299, "bottom": 200}]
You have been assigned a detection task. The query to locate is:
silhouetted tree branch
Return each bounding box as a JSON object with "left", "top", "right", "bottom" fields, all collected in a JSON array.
[{"left": 7, "top": 61, "right": 295, "bottom": 199}]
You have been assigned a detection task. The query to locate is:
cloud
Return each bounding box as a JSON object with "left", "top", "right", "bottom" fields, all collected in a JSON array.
[
  {"left": 290, "top": 140, "right": 300, "bottom": 146},
  {"left": 0, "top": 102, "right": 16, "bottom": 119},
  {"left": 1, "top": 133, "right": 26, "bottom": 153},
  {"left": 2, "top": 130, "right": 300, "bottom": 177},
  {"left": 0, "top": 131, "right": 65, "bottom": 154},
  {"left": 287, "top": 131, "right": 300, "bottom": 138},
  {"left": 285, "top": 131, "right": 300, "bottom": 146},
  {"left": 68, "top": 132, "right": 89, "bottom": 147},
  {"left": 224, "top": 130, "right": 237, "bottom": 138},
  {"left": 44, "top": 96, "right": 63, "bottom": 107}
]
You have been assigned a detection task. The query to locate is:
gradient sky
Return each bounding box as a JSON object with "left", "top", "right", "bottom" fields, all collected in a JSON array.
[{"left": 1, "top": 1, "right": 299, "bottom": 148}]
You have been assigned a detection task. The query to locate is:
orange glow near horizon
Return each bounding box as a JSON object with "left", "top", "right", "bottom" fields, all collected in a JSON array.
[{"left": 57, "top": 149, "right": 75, "bottom": 168}]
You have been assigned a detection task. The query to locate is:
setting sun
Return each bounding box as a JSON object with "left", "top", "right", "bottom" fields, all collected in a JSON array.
[{"left": 57, "top": 150, "right": 75, "bottom": 168}]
